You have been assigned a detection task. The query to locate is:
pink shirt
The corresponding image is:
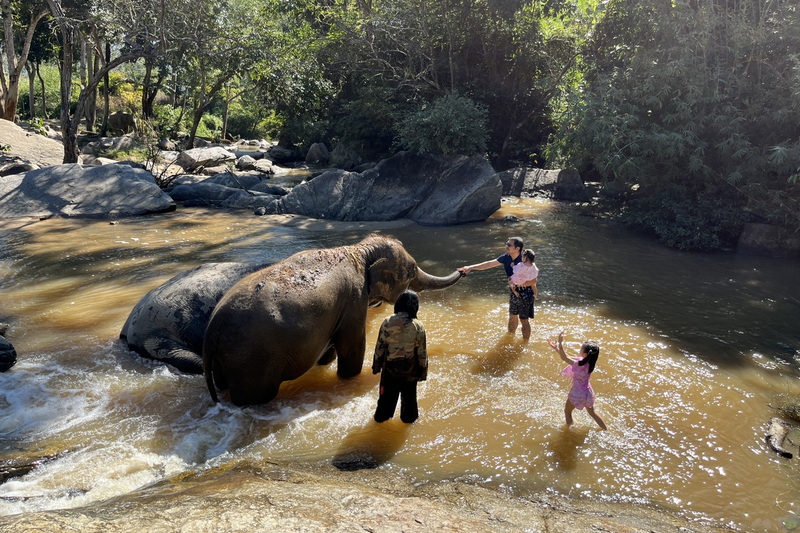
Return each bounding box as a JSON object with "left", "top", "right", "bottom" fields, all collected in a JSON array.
[{"left": 509, "top": 262, "right": 538, "bottom": 285}]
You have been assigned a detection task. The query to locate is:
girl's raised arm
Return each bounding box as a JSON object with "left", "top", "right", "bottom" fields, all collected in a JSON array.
[{"left": 547, "top": 331, "right": 573, "bottom": 364}]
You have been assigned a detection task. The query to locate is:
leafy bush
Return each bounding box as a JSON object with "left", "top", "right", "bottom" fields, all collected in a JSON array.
[{"left": 397, "top": 93, "right": 489, "bottom": 156}]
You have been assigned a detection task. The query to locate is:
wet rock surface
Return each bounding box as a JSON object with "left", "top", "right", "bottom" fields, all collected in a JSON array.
[{"left": 0, "top": 460, "right": 734, "bottom": 533}]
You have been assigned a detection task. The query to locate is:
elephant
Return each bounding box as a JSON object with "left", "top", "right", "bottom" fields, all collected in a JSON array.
[
  {"left": 203, "top": 234, "right": 463, "bottom": 406},
  {"left": 120, "top": 262, "right": 269, "bottom": 373},
  {"left": 107, "top": 111, "right": 137, "bottom": 134}
]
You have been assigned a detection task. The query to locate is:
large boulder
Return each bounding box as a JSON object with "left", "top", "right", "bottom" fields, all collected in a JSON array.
[
  {"left": 497, "top": 167, "right": 560, "bottom": 196},
  {"left": 175, "top": 146, "right": 236, "bottom": 172},
  {"left": 0, "top": 163, "right": 176, "bottom": 219},
  {"left": 120, "top": 262, "right": 269, "bottom": 374},
  {"left": 268, "top": 152, "right": 500, "bottom": 225},
  {"left": 166, "top": 171, "right": 288, "bottom": 209},
  {"left": 0, "top": 118, "right": 63, "bottom": 168},
  {"left": 497, "top": 167, "right": 589, "bottom": 201}
]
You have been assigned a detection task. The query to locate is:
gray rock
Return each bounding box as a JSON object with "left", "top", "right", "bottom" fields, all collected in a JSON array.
[
  {"left": 270, "top": 152, "right": 500, "bottom": 225},
  {"left": 236, "top": 155, "right": 258, "bottom": 170},
  {"left": 0, "top": 155, "right": 38, "bottom": 176},
  {"left": 329, "top": 144, "right": 361, "bottom": 170},
  {"left": 0, "top": 163, "right": 176, "bottom": 219},
  {"left": 497, "top": 167, "right": 560, "bottom": 196},
  {"left": 267, "top": 145, "right": 298, "bottom": 164},
  {"left": 0, "top": 333, "right": 15, "bottom": 372},
  {"left": 175, "top": 146, "right": 236, "bottom": 172},
  {"left": 553, "top": 169, "right": 589, "bottom": 202},
  {"left": 305, "top": 142, "right": 330, "bottom": 164},
  {"left": 121, "top": 262, "right": 268, "bottom": 373}
]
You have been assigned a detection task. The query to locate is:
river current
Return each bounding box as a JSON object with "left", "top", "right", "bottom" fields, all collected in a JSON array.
[{"left": 0, "top": 197, "right": 798, "bottom": 532}]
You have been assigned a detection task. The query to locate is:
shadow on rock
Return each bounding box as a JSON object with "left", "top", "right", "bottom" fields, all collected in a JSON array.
[{"left": 332, "top": 419, "right": 411, "bottom": 471}]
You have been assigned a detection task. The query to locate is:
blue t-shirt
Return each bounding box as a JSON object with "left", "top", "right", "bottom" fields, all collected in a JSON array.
[{"left": 496, "top": 253, "right": 522, "bottom": 278}]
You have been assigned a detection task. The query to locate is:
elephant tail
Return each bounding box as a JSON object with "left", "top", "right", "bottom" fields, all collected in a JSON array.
[{"left": 203, "top": 338, "right": 219, "bottom": 404}]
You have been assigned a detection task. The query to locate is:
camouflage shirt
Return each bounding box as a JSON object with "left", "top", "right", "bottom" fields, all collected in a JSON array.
[{"left": 372, "top": 312, "right": 427, "bottom": 381}]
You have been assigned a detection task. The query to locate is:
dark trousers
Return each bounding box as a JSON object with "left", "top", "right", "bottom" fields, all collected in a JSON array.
[{"left": 374, "top": 374, "right": 419, "bottom": 423}]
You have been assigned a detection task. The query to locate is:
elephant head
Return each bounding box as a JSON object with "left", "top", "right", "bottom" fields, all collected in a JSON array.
[{"left": 361, "top": 234, "right": 463, "bottom": 306}]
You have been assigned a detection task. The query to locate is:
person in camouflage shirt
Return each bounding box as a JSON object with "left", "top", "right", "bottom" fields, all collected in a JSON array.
[{"left": 372, "top": 290, "right": 428, "bottom": 423}]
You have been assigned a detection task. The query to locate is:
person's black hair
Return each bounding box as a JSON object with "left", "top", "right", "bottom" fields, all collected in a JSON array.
[
  {"left": 578, "top": 341, "right": 600, "bottom": 373},
  {"left": 508, "top": 237, "right": 524, "bottom": 251},
  {"left": 522, "top": 249, "right": 535, "bottom": 263},
  {"left": 394, "top": 290, "right": 419, "bottom": 320}
]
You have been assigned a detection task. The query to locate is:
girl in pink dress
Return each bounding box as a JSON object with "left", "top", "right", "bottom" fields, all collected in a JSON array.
[{"left": 547, "top": 331, "right": 607, "bottom": 430}]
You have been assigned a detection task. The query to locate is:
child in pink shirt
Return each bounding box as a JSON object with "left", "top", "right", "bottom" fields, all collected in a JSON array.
[{"left": 508, "top": 249, "right": 538, "bottom": 299}]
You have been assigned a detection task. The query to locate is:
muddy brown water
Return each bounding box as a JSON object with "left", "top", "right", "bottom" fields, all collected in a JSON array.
[{"left": 0, "top": 197, "right": 798, "bottom": 532}]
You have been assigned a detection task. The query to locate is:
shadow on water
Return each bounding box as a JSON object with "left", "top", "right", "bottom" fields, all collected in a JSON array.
[
  {"left": 548, "top": 426, "right": 589, "bottom": 471},
  {"left": 470, "top": 334, "right": 527, "bottom": 376},
  {"left": 331, "top": 419, "right": 411, "bottom": 471}
]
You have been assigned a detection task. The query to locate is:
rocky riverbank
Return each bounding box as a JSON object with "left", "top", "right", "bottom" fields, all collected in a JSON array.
[{"left": 0, "top": 458, "right": 735, "bottom": 533}]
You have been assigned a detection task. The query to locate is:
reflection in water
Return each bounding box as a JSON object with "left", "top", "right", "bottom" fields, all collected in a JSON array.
[{"left": 0, "top": 202, "right": 799, "bottom": 532}]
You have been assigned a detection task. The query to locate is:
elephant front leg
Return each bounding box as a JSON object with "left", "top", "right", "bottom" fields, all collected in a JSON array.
[{"left": 333, "top": 331, "right": 366, "bottom": 378}]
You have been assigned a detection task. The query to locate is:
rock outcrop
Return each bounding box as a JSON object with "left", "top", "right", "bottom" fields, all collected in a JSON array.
[
  {"left": 166, "top": 171, "right": 288, "bottom": 210},
  {"left": 268, "top": 151, "right": 501, "bottom": 225},
  {"left": 0, "top": 163, "right": 176, "bottom": 219},
  {"left": 498, "top": 167, "right": 589, "bottom": 201},
  {"left": 0, "top": 459, "right": 735, "bottom": 533}
]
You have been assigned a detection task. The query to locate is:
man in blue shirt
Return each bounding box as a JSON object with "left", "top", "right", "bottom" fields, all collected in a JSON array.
[{"left": 458, "top": 236, "right": 535, "bottom": 340}]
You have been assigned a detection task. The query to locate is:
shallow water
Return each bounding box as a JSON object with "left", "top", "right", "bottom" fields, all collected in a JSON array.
[{"left": 0, "top": 198, "right": 799, "bottom": 532}]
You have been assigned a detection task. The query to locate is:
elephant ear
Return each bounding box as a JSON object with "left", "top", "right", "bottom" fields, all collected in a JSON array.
[{"left": 367, "top": 257, "right": 395, "bottom": 300}]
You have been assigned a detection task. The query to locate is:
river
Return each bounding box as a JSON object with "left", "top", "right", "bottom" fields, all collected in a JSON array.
[{"left": 0, "top": 197, "right": 798, "bottom": 532}]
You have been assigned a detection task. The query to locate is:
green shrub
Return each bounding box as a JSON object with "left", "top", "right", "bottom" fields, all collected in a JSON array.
[{"left": 397, "top": 93, "right": 489, "bottom": 156}]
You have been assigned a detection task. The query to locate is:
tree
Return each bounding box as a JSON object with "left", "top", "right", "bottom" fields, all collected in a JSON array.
[
  {"left": 166, "top": 0, "right": 270, "bottom": 148},
  {"left": 45, "top": 0, "right": 162, "bottom": 163},
  {"left": 551, "top": 0, "right": 800, "bottom": 249},
  {"left": 1, "top": 0, "right": 50, "bottom": 120}
]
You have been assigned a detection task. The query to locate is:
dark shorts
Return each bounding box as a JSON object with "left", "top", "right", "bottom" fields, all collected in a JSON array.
[{"left": 509, "top": 287, "right": 534, "bottom": 320}]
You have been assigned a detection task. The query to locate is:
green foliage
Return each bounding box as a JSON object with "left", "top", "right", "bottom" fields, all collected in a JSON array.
[
  {"left": 397, "top": 93, "right": 489, "bottom": 156},
  {"left": 621, "top": 183, "right": 749, "bottom": 251},
  {"left": 549, "top": 0, "right": 800, "bottom": 250},
  {"left": 18, "top": 63, "right": 62, "bottom": 120},
  {"left": 197, "top": 114, "right": 223, "bottom": 140}
]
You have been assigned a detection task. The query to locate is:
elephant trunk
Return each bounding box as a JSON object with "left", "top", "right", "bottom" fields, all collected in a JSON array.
[{"left": 408, "top": 266, "right": 463, "bottom": 292}]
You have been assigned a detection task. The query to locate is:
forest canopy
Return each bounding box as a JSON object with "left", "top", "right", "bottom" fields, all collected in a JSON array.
[{"left": 2, "top": 0, "right": 799, "bottom": 250}]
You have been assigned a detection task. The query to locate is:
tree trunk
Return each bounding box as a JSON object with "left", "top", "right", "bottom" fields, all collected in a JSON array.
[
  {"left": 187, "top": 106, "right": 203, "bottom": 149},
  {"left": 36, "top": 63, "right": 46, "bottom": 117},
  {"left": 142, "top": 61, "right": 153, "bottom": 118},
  {"left": 48, "top": 0, "right": 77, "bottom": 162},
  {"left": 100, "top": 41, "right": 110, "bottom": 136},
  {"left": 25, "top": 61, "right": 35, "bottom": 118},
  {"left": 84, "top": 48, "right": 98, "bottom": 130}
]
